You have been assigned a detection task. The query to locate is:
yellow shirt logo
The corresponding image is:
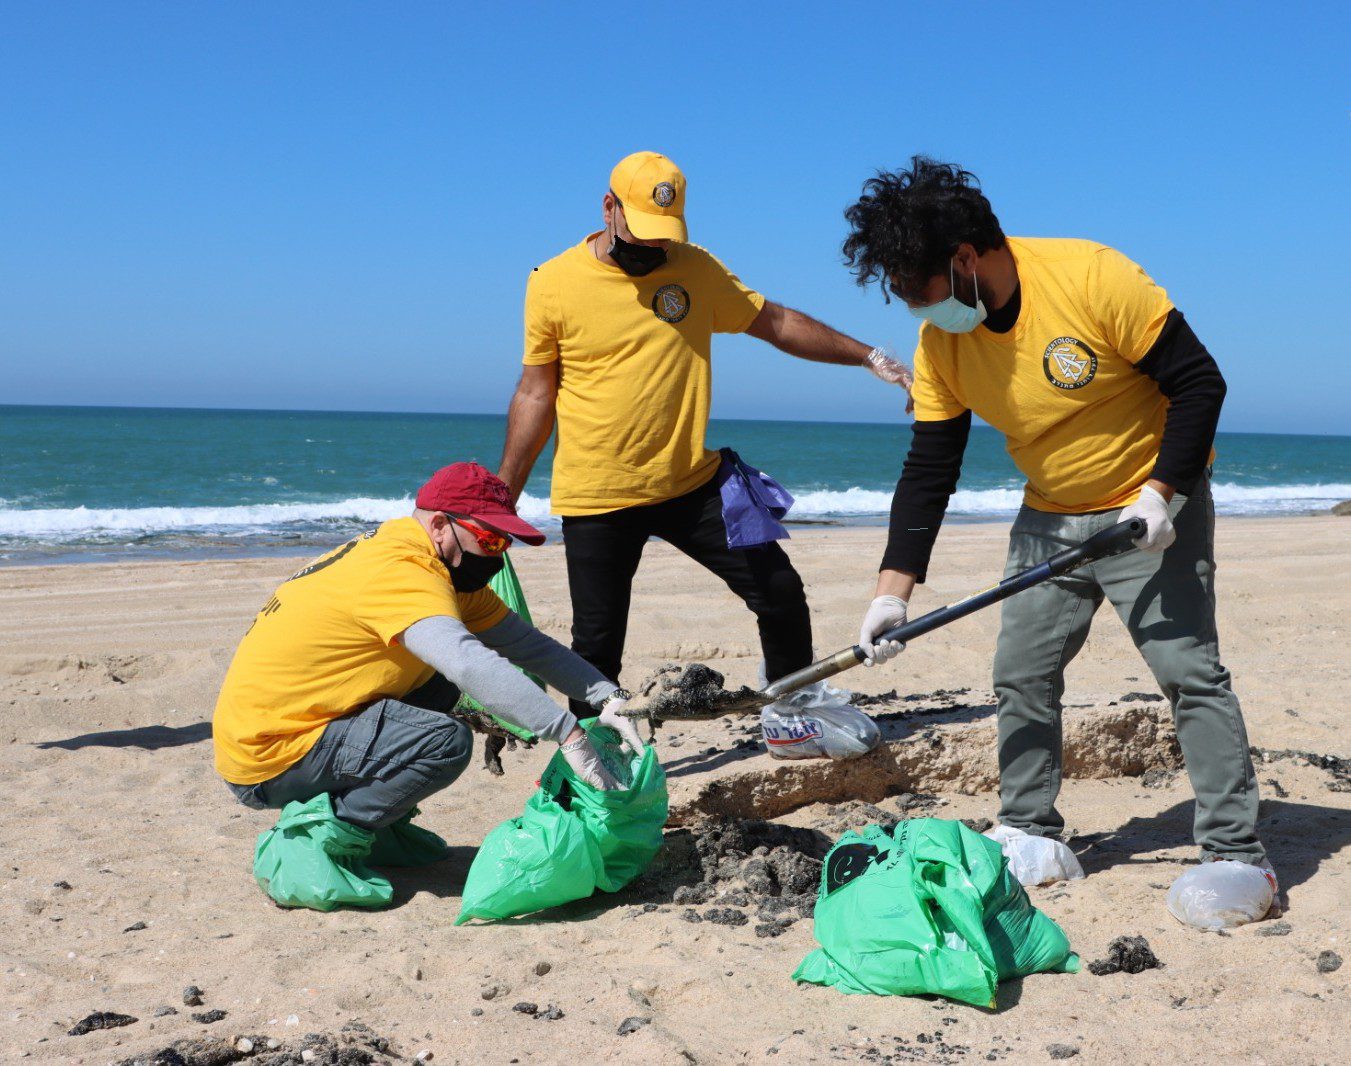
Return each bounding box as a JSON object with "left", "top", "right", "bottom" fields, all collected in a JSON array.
[
  {"left": 653, "top": 283, "right": 691, "bottom": 323},
  {"left": 1043, "top": 336, "right": 1099, "bottom": 390}
]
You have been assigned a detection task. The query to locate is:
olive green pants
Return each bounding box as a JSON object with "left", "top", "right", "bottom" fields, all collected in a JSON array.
[{"left": 992, "top": 475, "right": 1264, "bottom": 864}]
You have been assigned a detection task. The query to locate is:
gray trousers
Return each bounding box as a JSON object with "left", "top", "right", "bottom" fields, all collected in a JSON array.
[
  {"left": 992, "top": 474, "right": 1264, "bottom": 864},
  {"left": 226, "top": 675, "right": 473, "bottom": 831}
]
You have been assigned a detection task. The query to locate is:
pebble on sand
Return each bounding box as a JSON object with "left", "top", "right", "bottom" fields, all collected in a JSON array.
[{"left": 1316, "top": 950, "right": 1342, "bottom": 973}]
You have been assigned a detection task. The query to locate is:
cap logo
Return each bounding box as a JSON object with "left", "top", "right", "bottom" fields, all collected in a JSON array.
[
  {"left": 652, "top": 283, "right": 690, "bottom": 323},
  {"left": 481, "top": 476, "right": 512, "bottom": 508},
  {"left": 652, "top": 182, "right": 676, "bottom": 208}
]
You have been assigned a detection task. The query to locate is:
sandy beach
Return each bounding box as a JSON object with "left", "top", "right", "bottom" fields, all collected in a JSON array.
[{"left": 1, "top": 517, "right": 1347, "bottom": 1065}]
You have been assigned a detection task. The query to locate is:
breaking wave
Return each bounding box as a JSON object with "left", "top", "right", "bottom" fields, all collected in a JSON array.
[{"left": 1, "top": 483, "right": 1347, "bottom": 553}]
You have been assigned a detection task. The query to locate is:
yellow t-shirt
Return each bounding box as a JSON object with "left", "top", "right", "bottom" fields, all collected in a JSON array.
[
  {"left": 911, "top": 236, "right": 1196, "bottom": 513},
  {"left": 212, "top": 517, "right": 508, "bottom": 784},
  {"left": 523, "top": 235, "right": 765, "bottom": 515}
]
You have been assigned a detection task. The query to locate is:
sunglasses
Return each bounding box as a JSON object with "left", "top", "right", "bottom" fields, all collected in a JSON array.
[{"left": 445, "top": 514, "right": 512, "bottom": 555}]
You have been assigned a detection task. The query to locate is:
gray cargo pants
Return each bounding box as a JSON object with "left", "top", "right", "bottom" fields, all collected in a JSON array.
[
  {"left": 226, "top": 675, "right": 473, "bottom": 831},
  {"left": 992, "top": 474, "right": 1264, "bottom": 864}
]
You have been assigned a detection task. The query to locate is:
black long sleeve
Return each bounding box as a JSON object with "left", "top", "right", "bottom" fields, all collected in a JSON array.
[
  {"left": 1134, "top": 309, "right": 1226, "bottom": 492},
  {"left": 879, "top": 411, "right": 971, "bottom": 583}
]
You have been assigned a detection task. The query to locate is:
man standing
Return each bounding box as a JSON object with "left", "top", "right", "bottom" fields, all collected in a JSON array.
[
  {"left": 843, "top": 157, "right": 1275, "bottom": 926},
  {"left": 498, "top": 151, "right": 908, "bottom": 742},
  {"left": 214, "top": 462, "right": 644, "bottom": 910}
]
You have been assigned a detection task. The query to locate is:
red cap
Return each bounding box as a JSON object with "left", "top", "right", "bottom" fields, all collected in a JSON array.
[{"left": 415, "top": 462, "right": 546, "bottom": 546}]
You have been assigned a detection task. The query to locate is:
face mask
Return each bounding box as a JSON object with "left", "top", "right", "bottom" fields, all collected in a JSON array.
[
  {"left": 447, "top": 527, "right": 506, "bottom": 593},
  {"left": 909, "top": 259, "right": 987, "bottom": 333},
  {"left": 608, "top": 214, "right": 667, "bottom": 276}
]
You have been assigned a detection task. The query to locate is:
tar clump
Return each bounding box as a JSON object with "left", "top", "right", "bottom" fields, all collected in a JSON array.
[
  {"left": 639, "top": 663, "right": 761, "bottom": 722},
  {"left": 115, "top": 1019, "right": 400, "bottom": 1064},
  {"left": 691, "top": 819, "right": 827, "bottom": 928},
  {"left": 1088, "top": 935, "right": 1162, "bottom": 975},
  {"left": 68, "top": 1011, "right": 138, "bottom": 1036}
]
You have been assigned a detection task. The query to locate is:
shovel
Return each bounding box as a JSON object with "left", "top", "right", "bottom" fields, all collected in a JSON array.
[{"left": 624, "top": 517, "right": 1145, "bottom": 726}]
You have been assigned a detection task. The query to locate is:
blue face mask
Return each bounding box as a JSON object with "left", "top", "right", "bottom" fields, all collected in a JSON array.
[{"left": 909, "top": 259, "right": 987, "bottom": 333}]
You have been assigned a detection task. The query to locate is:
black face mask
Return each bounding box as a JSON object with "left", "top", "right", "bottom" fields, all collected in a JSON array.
[
  {"left": 447, "top": 526, "right": 505, "bottom": 593},
  {"left": 608, "top": 228, "right": 667, "bottom": 276},
  {"left": 450, "top": 550, "right": 504, "bottom": 593}
]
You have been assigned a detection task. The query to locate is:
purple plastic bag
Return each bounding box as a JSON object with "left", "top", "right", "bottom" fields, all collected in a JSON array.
[{"left": 715, "top": 448, "right": 795, "bottom": 549}]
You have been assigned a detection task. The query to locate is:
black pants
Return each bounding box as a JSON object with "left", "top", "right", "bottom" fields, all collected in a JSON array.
[{"left": 561, "top": 474, "right": 813, "bottom": 718}]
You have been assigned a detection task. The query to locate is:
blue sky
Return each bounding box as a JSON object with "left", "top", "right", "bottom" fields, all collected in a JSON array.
[{"left": 2, "top": 2, "right": 1347, "bottom": 434}]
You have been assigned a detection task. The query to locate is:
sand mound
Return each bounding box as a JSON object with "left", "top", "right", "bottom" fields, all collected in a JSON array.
[{"left": 669, "top": 700, "right": 1181, "bottom": 824}]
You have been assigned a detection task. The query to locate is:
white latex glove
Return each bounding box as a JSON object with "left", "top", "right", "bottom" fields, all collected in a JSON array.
[
  {"left": 858, "top": 594, "right": 908, "bottom": 667},
  {"left": 864, "top": 346, "right": 913, "bottom": 387},
  {"left": 559, "top": 730, "right": 621, "bottom": 790},
  {"left": 1120, "top": 484, "right": 1176, "bottom": 553},
  {"left": 864, "top": 347, "right": 916, "bottom": 414},
  {"left": 597, "top": 695, "right": 645, "bottom": 755}
]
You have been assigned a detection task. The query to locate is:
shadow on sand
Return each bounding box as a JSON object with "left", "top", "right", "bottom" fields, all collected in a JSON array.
[
  {"left": 35, "top": 720, "right": 213, "bottom": 750},
  {"left": 1075, "top": 797, "right": 1351, "bottom": 893}
]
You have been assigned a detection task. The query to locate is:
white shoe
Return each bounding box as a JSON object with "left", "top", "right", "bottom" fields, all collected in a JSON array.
[
  {"left": 1166, "top": 859, "right": 1278, "bottom": 930},
  {"left": 985, "top": 824, "right": 1085, "bottom": 886}
]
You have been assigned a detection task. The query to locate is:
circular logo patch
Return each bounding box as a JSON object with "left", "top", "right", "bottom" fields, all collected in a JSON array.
[
  {"left": 1043, "top": 336, "right": 1099, "bottom": 390},
  {"left": 824, "top": 843, "right": 890, "bottom": 895},
  {"left": 652, "top": 283, "right": 690, "bottom": 323},
  {"left": 652, "top": 181, "right": 676, "bottom": 208}
]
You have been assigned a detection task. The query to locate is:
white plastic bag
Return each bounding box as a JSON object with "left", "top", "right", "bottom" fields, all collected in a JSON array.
[
  {"left": 1165, "top": 860, "right": 1275, "bottom": 930},
  {"left": 985, "top": 824, "right": 1085, "bottom": 886},
  {"left": 757, "top": 665, "right": 880, "bottom": 761}
]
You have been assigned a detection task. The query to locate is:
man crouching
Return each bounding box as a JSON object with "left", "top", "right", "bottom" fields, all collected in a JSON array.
[{"left": 212, "top": 462, "right": 643, "bottom": 910}]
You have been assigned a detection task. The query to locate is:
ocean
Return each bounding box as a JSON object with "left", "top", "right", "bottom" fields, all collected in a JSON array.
[{"left": 2, "top": 404, "right": 1348, "bottom": 564}]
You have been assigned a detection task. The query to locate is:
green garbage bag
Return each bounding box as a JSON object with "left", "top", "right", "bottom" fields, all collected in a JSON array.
[
  {"left": 252, "top": 793, "right": 393, "bottom": 912},
  {"left": 793, "top": 819, "right": 1078, "bottom": 1006},
  {"left": 369, "top": 806, "right": 452, "bottom": 868},
  {"left": 456, "top": 721, "right": 668, "bottom": 923},
  {"left": 455, "top": 552, "right": 542, "bottom": 742}
]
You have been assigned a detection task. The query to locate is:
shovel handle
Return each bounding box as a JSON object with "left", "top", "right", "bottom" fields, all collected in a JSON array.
[{"left": 760, "top": 518, "right": 1145, "bottom": 700}]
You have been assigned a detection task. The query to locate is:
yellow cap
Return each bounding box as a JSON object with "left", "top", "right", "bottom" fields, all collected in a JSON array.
[{"left": 609, "top": 151, "right": 687, "bottom": 242}]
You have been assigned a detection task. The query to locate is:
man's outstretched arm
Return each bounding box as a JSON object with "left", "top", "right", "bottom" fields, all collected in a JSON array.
[
  {"left": 745, "top": 300, "right": 913, "bottom": 392},
  {"left": 497, "top": 362, "right": 558, "bottom": 505}
]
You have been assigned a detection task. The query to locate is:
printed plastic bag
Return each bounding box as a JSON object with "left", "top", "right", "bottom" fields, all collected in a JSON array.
[
  {"left": 1166, "top": 859, "right": 1275, "bottom": 930},
  {"left": 984, "top": 824, "right": 1085, "bottom": 886},
  {"left": 253, "top": 793, "right": 393, "bottom": 912},
  {"left": 368, "top": 806, "right": 452, "bottom": 868},
  {"left": 455, "top": 552, "right": 543, "bottom": 741},
  {"left": 793, "top": 818, "right": 1079, "bottom": 1006},
  {"left": 456, "top": 721, "right": 668, "bottom": 923},
  {"left": 757, "top": 664, "right": 880, "bottom": 760}
]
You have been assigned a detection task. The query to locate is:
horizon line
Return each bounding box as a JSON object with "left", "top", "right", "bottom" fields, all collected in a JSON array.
[{"left": 1, "top": 401, "right": 1347, "bottom": 441}]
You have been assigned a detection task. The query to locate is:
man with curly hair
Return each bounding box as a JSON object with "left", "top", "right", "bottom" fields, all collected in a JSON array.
[{"left": 843, "top": 157, "right": 1276, "bottom": 927}]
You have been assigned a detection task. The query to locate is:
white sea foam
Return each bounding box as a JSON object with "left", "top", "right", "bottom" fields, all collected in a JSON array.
[
  {"left": 0, "top": 484, "right": 1347, "bottom": 545},
  {"left": 790, "top": 485, "right": 1026, "bottom": 516},
  {"left": 790, "top": 482, "right": 1351, "bottom": 518}
]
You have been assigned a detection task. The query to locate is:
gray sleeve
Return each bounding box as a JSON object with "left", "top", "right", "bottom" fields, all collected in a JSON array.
[
  {"left": 475, "top": 611, "right": 619, "bottom": 708},
  {"left": 402, "top": 615, "right": 577, "bottom": 744}
]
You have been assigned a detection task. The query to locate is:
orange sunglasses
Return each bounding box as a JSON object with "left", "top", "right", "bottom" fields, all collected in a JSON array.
[{"left": 445, "top": 513, "right": 512, "bottom": 555}]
